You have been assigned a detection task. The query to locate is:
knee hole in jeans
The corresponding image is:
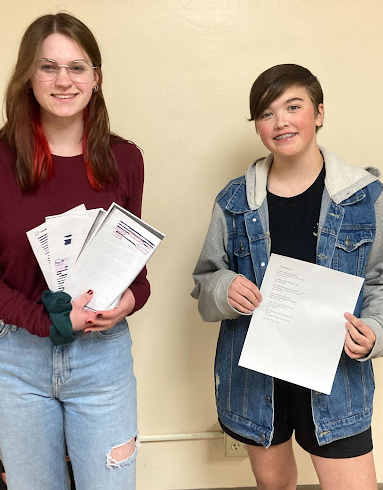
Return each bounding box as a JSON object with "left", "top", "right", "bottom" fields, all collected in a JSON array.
[{"left": 106, "top": 436, "right": 139, "bottom": 469}]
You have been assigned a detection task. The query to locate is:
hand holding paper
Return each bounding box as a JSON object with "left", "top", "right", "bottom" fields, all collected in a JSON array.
[
  {"left": 70, "top": 290, "right": 97, "bottom": 331},
  {"left": 84, "top": 288, "right": 136, "bottom": 333},
  {"left": 344, "top": 313, "right": 376, "bottom": 359},
  {"left": 228, "top": 275, "right": 262, "bottom": 314}
]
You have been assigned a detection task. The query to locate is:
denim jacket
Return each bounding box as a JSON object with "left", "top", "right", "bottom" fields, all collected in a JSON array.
[{"left": 192, "top": 147, "right": 383, "bottom": 447}]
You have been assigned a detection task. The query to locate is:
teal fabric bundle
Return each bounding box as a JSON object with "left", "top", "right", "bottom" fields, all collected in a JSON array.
[{"left": 42, "top": 290, "right": 75, "bottom": 345}]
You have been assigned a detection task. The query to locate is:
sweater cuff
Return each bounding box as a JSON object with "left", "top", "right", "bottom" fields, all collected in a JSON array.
[{"left": 42, "top": 290, "right": 76, "bottom": 346}]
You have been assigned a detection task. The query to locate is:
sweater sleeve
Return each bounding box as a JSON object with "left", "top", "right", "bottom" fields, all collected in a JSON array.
[
  {"left": 191, "top": 202, "right": 242, "bottom": 322},
  {"left": 359, "top": 191, "right": 383, "bottom": 359},
  {"left": 0, "top": 277, "right": 51, "bottom": 337},
  {"left": 119, "top": 142, "right": 150, "bottom": 313},
  {"left": 128, "top": 267, "right": 150, "bottom": 314}
]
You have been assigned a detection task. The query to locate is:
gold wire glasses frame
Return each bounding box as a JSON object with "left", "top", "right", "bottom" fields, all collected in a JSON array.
[{"left": 35, "top": 58, "right": 97, "bottom": 83}]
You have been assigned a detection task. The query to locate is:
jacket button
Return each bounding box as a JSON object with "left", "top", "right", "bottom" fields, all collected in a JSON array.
[
  {"left": 252, "top": 218, "right": 257, "bottom": 222},
  {"left": 261, "top": 434, "right": 266, "bottom": 442},
  {"left": 319, "top": 430, "right": 330, "bottom": 437},
  {"left": 261, "top": 262, "right": 265, "bottom": 267},
  {"left": 266, "top": 396, "right": 271, "bottom": 402}
]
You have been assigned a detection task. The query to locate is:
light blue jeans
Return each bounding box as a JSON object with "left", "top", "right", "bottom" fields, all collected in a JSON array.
[{"left": 0, "top": 319, "right": 137, "bottom": 490}]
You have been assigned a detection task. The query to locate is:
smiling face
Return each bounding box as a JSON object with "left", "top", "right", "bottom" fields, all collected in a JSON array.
[
  {"left": 30, "top": 33, "right": 98, "bottom": 124},
  {"left": 255, "top": 86, "right": 324, "bottom": 162}
]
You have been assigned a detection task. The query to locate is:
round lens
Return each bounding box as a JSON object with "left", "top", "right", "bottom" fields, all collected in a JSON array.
[
  {"left": 68, "top": 61, "right": 94, "bottom": 82},
  {"left": 36, "top": 60, "right": 57, "bottom": 81}
]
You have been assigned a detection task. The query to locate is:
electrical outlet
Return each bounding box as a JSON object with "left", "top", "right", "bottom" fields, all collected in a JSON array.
[{"left": 224, "top": 433, "right": 248, "bottom": 457}]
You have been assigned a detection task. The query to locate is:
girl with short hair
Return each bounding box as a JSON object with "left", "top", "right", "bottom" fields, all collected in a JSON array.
[{"left": 192, "top": 64, "right": 383, "bottom": 489}]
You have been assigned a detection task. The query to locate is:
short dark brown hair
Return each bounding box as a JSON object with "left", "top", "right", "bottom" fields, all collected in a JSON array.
[{"left": 249, "top": 64, "right": 323, "bottom": 121}]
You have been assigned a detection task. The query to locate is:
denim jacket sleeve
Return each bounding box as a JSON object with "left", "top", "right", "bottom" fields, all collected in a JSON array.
[
  {"left": 359, "top": 191, "right": 383, "bottom": 360},
  {"left": 191, "top": 202, "right": 242, "bottom": 322}
]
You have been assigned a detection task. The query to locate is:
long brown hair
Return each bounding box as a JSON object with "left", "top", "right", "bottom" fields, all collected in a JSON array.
[{"left": 0, "top": 13, "right": 119, "bottom": 191}]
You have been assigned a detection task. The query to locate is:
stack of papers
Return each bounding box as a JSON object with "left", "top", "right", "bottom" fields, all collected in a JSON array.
[{"left": 27, "top": 203, "right": 164, "bottom": 311}]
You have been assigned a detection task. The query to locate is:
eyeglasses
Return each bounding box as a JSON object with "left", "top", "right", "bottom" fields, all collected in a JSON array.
[{"left": 35, "top": 58, "right": 97, "bottom": 83}]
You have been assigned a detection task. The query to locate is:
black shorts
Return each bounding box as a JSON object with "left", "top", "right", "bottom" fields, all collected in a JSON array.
[{"left": 220, "top": 378, "right": 372, "bottom": 459}]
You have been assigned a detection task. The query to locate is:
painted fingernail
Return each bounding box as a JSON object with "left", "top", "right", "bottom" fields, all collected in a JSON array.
[
  {"left": 86, "top": 320, "right": 93, "bottom": 324},
  {"left": 97, "top": 313, "right": 102, "bottom": 318},
  {"left": 87, "top": 290, "right": 93, "bottom": 295}
]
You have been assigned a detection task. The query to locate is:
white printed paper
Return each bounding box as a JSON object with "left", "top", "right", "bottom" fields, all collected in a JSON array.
[
  {"left": 26, "top": 223, "right": 52, "bottom": 288},
  {"left": 26, "top": 205, "right": 86, "bottom": 290},
  {"left": 46, "top": 212, "right": 99, "bottom": 291},
  {"left": 63, "top": 203, "right": 164, "bottom": 310},
  {"left": 27, "top": 203, "right": 164, "bottom": 312},
  {"left": 238, "top": 254, "right": 364, "bottom": 394}
]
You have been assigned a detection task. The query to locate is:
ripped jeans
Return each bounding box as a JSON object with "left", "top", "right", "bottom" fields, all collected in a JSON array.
[{"left": 0, "top": 320, "right": 137, "bottom": 490}]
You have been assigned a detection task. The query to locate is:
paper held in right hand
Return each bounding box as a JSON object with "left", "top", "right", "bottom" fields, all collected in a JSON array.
[
  {"left": 27, "top": 202, "right": 164, "bottom": 311},
  {"left": 64, "top": 203, "right": 164, "bottom": 311},
  {"left": 238, "top": 254, "right": 364, "bottom": 395}
]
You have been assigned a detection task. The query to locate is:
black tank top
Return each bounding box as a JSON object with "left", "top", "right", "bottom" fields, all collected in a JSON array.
[{"left": 267, "top": 165, "right": 325, "bottom": 264}]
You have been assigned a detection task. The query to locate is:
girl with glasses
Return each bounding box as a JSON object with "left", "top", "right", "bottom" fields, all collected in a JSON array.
[
  {"left": 192, "top": 64, "right": 383, "bottom": 489},
  {"left": 0, "top": 13, "right": 149, "bottom": 490}
]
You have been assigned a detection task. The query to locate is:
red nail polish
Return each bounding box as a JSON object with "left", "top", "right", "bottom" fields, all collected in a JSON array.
[
  {"left": 87, "top": 290, "right": 93, "bottom": 295},
  {"left": 86, "top": 320, "right": 92, "bottom": 324},
  {"left": 97, "top": 313, "right": 102, "bottom": 318}
]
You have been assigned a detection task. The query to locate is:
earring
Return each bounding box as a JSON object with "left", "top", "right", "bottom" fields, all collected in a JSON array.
[{"left": 93, "top": 85, "right": 99, "bottom": 93}]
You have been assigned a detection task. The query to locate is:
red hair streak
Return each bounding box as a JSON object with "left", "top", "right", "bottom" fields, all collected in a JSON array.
[
  {"left": 31, "top": 104, "right": 53, "bottom": 187},
  {"left": 30, "top": 106, "right": 102, "bottom": 190}
]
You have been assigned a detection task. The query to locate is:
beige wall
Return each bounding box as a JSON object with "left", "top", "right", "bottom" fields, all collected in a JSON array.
[{"left": 1, "top": 1, "right": 383, "bottom": 488}]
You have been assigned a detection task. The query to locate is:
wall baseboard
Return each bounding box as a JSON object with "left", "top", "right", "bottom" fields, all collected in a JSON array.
[{"left": 189, "top": 486, "right": 383, "bottom": 490}]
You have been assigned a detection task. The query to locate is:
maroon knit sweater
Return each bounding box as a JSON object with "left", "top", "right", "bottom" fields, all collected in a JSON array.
[{"left": 0, "top": 138, "right": 150, "bottom": 337}]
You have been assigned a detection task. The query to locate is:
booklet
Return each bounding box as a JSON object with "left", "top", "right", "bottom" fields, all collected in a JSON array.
[
  {"left": 26, "top": 204, "right": 87, "bottom": 291},
  {"left": 27, "top": 203, "right": 164, "bottom": 311},
  {"left": 238, "top": 254, "right": 364, "bottom": 395}
]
